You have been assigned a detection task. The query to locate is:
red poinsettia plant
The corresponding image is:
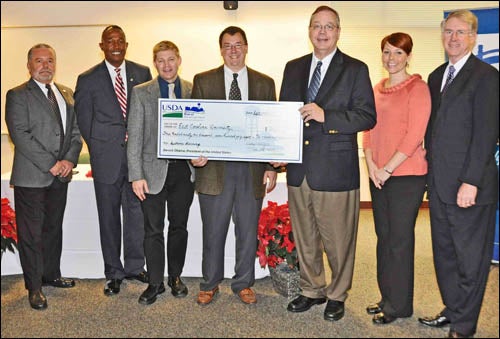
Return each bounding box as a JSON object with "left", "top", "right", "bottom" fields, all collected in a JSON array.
[
  {"left": 256, "top": 201, "right": 298, "bottom": 270},
  {"left": 1, "top": 198, "right": 18, "bottom": 255}
]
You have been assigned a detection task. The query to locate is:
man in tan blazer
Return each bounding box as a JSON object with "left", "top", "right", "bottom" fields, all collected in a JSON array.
[
  {"left": 127, "top": 41, "right": 195, "bottom": 305},
  {"left": 191, "top": 26, "right": 277, "bottom": 305}
]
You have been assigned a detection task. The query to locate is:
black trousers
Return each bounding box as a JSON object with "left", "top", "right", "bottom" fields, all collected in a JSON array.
[
  {"left": 429, "top": 189, "right": 496, "bottom": 336},
  {"left": 93, "top": 155, "right": 145, "bottom": 280},
  {"left": 14, "top": 178, "right": 68, "bottom": 291},
  {"left": 141, "top": 161, "right": 194, "bottom": 284},
  {"left": 369, "top": 175, "right": 426, "bottom": 317}
]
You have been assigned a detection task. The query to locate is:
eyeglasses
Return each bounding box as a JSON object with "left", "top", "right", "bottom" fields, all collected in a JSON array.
[
  {"left": 310, "top": 24, "right": 338, "bottom": 32},
  {"left": 222, "top": 43, "right": 246, "bottom": 51},
  {"left": 442, "top": 29, "right": 472, "bottom": 37}
]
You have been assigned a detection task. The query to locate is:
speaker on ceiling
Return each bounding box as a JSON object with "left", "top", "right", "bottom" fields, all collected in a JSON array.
[{"left": 223, "top": 1, "right": 238, "bottom": 10}]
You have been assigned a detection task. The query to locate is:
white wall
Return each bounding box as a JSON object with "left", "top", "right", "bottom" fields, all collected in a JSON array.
[{"left": 2, "top": 1, "right": 498, "bottom": 199}]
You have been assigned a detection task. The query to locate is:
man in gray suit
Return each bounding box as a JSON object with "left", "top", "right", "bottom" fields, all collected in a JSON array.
[
  {"left": 75, "top": 25, "right": 152, "bottom": 296},
  {"left": 127, "top": 41, "right": 195, "bottom": 305},
  {"left": 191, "top": 26, "right": 277, "bottom": 306},
  {"left": 5, "top": 43, "right": 82, "bottom": 310}
]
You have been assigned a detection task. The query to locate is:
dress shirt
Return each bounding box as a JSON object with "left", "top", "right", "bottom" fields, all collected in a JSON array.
[
  {"left": 159, "top": 76, "right": 181, "bottom": 99},
  {"left": 309, "top": 49, "right": 336, "bottom": 87},
  {"left": 34, "top": 79, "right": 67, "bottom": 133},
  {"left": 440, "top": 51, "right": 471, "bottom": 91},
  {"left": 224, "top": 65, "right": 248, "bottom": 101},
  {"left": 105, "top": 60, "right": 128, "bottom": 94}
]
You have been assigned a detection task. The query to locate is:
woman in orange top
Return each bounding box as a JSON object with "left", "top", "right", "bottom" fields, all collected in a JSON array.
[{"left": 362, "top": 32, "right": 431, "bottom": 325}]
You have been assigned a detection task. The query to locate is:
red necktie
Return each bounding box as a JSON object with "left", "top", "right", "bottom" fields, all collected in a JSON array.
[{"left": 114, "top": 68, "right": 127, "bottom": 119}]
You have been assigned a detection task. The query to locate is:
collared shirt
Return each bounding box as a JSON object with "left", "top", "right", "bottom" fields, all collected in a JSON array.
[
  {"left": 105, "top": 60, "right": 128, "bottom": 93},
  {"left": 34, "top": 79, "right": 67, "bottom": 133},
  {"left": 441, "top": 51, "right": 471, "bottom": 91},
  {"left": 224, "top": 65, "right": 248, "bottom": 101},
  {"left": 158, "top": 76, "right": 181, "bottom": 99},
  {"left": 309, "top": 49, "right": 337, "bottom": 87}
]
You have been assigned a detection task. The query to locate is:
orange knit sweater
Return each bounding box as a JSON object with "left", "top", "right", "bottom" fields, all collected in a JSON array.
[{"left": 362, "top": 74, "right": 431, "bottom": 176}]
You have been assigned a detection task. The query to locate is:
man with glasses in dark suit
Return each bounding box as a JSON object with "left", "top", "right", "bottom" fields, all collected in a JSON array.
[
  {"left": 190, "top": 26, "right": 277, "bottom": 306},
  {"left": 419, "top": 10, "right": 499, "bottom": 338}
]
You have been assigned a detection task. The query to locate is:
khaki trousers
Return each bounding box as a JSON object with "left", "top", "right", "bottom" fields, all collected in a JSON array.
[{"left": 288, "top": 178, "right": 359, "bottom": 301}]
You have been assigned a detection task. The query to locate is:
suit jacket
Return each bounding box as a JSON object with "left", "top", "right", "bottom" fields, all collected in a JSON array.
[
  {"left": 425, "top": 54, "right": 499, "bottom": 205},
  {"left": 74, "top": 60, "right": 152, "bottom": 184},
  {"left": 191, "top": 65, "right": 276, "bottom": 198},
  {"left": 127, "top": 76, "right": 195, "bottom": 194},
  {"left": 280, "top": 49, "right": 376, "bottom": 191},
  {"left": 5, "top": 78, "right": 82, "bottom": 187}
]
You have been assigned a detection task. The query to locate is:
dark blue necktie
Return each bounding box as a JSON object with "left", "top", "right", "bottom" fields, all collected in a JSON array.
[
  {"left": 307, "top": 61, "right": 322, "bottom": 103},
  {"left": 442, "top": 65, "right": 455, "bottom": 93}
]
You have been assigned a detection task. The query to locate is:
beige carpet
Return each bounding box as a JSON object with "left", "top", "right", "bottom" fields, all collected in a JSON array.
[{"left": 1, "top": 209, "right": 498, "bottom": 338}]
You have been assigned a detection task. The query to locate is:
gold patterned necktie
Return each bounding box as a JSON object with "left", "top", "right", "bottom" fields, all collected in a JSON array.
[{"left": 168, "top": 83, "right": 176, "bottom": 99}]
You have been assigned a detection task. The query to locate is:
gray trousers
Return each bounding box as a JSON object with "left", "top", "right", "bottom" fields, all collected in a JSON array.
[{"left": 198, "top": 162, "right": 263, "bottom": 294}]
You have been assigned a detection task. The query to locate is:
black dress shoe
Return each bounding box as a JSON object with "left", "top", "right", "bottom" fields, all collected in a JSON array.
[
  {"left": 104, "top": 279, "right": 122, "bottom": 296},
  {"left": 372, "top": 312, "right": 396, "bottom": 324},
  {"left": 167, "top": 276, "right": 188, "bottom": 297},
  {"left": 418, "top": 313, "right": 450, "bottom": 327},
  {"left": 125, "top": 271, "right": 149, "bottom": 283},
  {"left": 28, "top": 290, "right": 47, "bottom": 310},
  {"left": 366, "top": 302, "right": 382, "bottom": 314},
  {"left": 42, "top": 277, "right": 75, "bottom": 288},
  {"left": 324, "top": 300, "right": 345, "bottom": 321},
  {"left": 138, "top": 282, "right": 166, "bottom": 305},
  {"left": 287, "top": 295, "right": 326, "bottom": 313}
]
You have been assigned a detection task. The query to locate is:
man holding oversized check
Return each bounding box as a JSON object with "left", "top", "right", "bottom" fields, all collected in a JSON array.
[{"left": 188, "top": 26, "right": 279, "bottom": 306}]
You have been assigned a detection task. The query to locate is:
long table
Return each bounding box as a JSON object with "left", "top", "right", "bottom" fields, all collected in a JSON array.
[{"left": 1, "top": 165, "right": 288, "bottom": 278}]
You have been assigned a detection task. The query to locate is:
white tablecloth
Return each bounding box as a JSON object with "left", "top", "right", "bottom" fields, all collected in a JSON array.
[{"left": 1, "top": 165, "right": 288, "bottom": 279}]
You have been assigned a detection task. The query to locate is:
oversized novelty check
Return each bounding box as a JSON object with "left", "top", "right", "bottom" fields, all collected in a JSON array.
[{"left": 157, "top": 99, "right": 303, "bottom": 162}]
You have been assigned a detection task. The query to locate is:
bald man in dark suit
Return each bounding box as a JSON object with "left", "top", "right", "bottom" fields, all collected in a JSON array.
[{"left": 75, "top": 25, "right": 152, "bottom": 296}]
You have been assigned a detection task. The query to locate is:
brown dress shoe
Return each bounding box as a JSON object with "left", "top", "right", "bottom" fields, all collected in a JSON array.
[
  {"left": 197, "top": 286, "right": 219, "bottom": 305},
  {"left": 237, "top": 288, "right": 256, "bottom": 304}
]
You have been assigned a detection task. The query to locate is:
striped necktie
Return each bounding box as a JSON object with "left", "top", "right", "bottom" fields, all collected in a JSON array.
[
  {"left": 114, "top": 68, "right": 127, "bottom": 119},
  {"left": 441, "top": 65, "right": 455, "bottom": 94},
  {"left": 307, "top": 61, "right": 322, "bottom": 103}
]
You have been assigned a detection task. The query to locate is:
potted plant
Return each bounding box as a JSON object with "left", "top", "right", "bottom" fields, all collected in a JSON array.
[
  {"left": 1, "top": 198, "right": 18, "bottom": 259},
  {"left": 256, "top": 201, "right": 300, "bottom": 298}
]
